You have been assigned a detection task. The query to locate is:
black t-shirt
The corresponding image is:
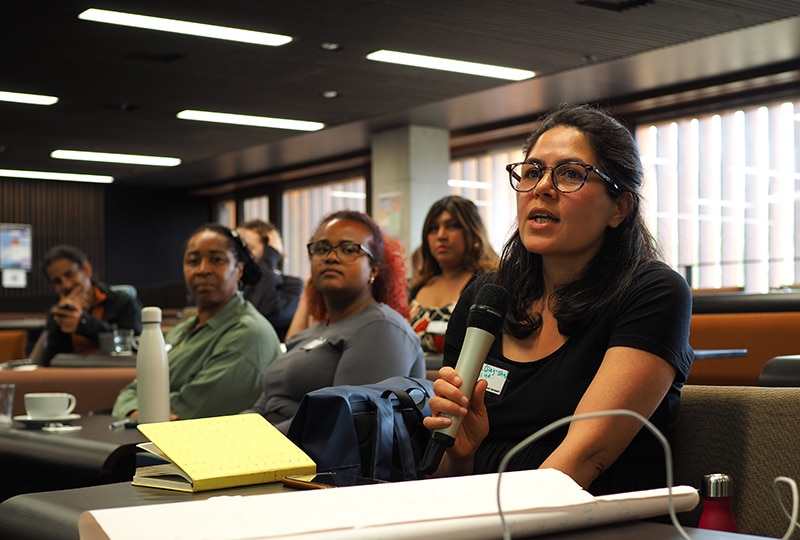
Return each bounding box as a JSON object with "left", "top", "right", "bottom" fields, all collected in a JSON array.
[{"left": 443, "top": 262, "right": 693, "bottom": 495}]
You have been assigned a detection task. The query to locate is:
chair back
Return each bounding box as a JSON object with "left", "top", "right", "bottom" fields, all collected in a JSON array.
[
  {"left": 109, "top": 284, "right": 138, "bottom": 299},
  {"left": 674, "top": 385, "right": 800, "bottom": 537},
  {"left": 759, "top": 355, "right": 800, "bottom": 387}
]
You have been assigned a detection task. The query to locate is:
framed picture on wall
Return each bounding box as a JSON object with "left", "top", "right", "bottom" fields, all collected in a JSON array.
[{"left": 0, "top": 223, "right": 32, "bottom": 270}]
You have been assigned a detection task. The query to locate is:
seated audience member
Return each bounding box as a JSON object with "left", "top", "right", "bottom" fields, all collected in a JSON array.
[
  {"left": 112, "top": 223, "right": 282, "bottom": 420},
  {"left": 244, "top": 210, "right": 425, "bottom": 432},
  {"left": 423, "top": 105, "right": 694, "bottom": 495},
  {"left": 408, "top": 196, "right": 498, "bottom": 355},
  {"left": 41, "top": 244, "right": 142, "bottom": 366},
  {"left": 237, "top": 219, "right": 303, "bottom": 341}
]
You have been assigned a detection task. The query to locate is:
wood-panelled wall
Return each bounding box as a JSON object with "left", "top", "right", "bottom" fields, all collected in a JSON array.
[
  {"left": 0, "top": 178, "right": 105, "bottom": 311},
  {"left": 0, "top": 178, "right": 211, "bottom": 312}
]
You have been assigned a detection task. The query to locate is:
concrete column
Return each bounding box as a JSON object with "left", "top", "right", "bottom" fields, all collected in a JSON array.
[{"left": 370, "top": 125, "right": 450, "bottom": 254}]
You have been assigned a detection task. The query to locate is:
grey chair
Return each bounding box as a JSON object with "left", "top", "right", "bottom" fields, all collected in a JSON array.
[
  {"left": 759, "top": 355, "right": 800, "bottom": 387},
  {"left": 673, "top": 385, "right": 800, "bottom": 537},
  {"left": 109, "top": 284, "right": 138, "bottom": 299}
]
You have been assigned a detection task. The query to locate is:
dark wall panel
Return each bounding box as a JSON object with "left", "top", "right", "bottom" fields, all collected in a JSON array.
[
  {"left": 0, "top": 178, "right": 105, "bottom": 312},
  {"left": 0, "top": 179, "right": 211, "bottom": 312},
  {"left": 104, "top": 185, "right": 210, "bottom": 309}
]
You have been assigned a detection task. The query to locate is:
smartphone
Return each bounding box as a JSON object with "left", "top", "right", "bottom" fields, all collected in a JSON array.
[
  {"left": 282, "top": 472, "right": 387, "bottom": 490},
  {"left": 56, "top": 303, "right": 77, "bottom": 311}
]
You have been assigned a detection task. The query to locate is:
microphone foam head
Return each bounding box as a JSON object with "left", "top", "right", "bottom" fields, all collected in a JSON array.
[{"left": 466, "top": 283, "right": 510, "bottom": 334}]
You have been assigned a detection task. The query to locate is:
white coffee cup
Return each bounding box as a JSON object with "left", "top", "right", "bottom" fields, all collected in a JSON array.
[{"left": 24, "top": 392, "right": 77, "bottom": 418}]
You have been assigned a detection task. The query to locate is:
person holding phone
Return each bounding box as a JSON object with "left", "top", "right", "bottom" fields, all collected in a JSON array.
[
  {"left": 41, "top": 244, "right": 142, "bottom": 365},
  {"left": 423, "top": 105, "right": 693, "bottom": 496}
]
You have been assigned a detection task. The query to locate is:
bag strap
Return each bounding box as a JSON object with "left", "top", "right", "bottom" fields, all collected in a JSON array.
[
  {"left": 397, "top": 376, "right": 433, "bottom": 410},
  {"left": 381, "top": 389, "right": 422, "bottom": 481},
  {"left": 369, "top": 395, "right": 396, "bottom": 480}
]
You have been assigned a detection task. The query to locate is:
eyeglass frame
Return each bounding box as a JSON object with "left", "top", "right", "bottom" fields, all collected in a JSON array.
[
  {"left": 306, "top": 240, "right": 375, "bottom": 262},
  {"left": 505, "top": 160, "right": 621, "bottom": 194}
]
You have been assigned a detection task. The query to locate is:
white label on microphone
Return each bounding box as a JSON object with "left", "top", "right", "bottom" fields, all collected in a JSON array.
[{"left": 480, "top": 364, "right": 508, "bottom": 395}]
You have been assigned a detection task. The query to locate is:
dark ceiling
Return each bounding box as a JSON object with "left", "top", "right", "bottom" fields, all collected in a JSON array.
[{"left": 2, "top": 1, "right": 799, "bottom": 191}]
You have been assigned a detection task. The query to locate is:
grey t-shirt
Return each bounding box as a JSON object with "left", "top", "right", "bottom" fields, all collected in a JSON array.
[{"left": 246, "top": 303, "right": 425, "bottom": 431}]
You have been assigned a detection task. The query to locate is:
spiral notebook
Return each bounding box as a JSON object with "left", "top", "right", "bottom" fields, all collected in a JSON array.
[{"left": 133, "top": 413, "right": 316, "bottom": 492}]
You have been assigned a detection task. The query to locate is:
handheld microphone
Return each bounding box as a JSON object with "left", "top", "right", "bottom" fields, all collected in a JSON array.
[{"left": 418, "top": 283, "right": 510, "bottom": 476}]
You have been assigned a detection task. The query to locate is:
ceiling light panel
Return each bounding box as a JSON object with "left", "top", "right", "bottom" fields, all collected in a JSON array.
[
  {"left": 0, "top": 91, "right": 58, "bottom": 106},
  {"left": 78, "top": 8, "right": 292, "bottom": 46},
  {"left": 0, "top": 169, "right": 114, "bottom": 184},
  {"left": 177, "top": 110, "right": 324, "bottom": 132},
  {"left": 366, "top": 50, "right": 535, "bottom": 81},
  {"left": 51, "top": 150, "right": 181, "bottom": 167}
]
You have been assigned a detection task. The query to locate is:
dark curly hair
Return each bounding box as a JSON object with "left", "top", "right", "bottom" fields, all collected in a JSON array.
[
  {"left": 494, "top": 104, "right": 661, "bottom": 338},
  {"left": 304, "top": 210, "right": 410, "bottom": 320},
  {"left": 183, "top": 223, "right": 262, "bottom": 287}
]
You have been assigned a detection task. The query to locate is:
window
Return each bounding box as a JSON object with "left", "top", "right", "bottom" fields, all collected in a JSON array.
[
  {"left": 449, "top": 147, "right": 520, "bottom": 253},
  {"left": 449, "top": 99, "right": 800, "bottom": 293},
  {"left": 242, "top": 196, "right": 270, "bottom": 222},
  {"left": 637, "top": 100, "right": 800, "bottom": 292},
  {"left": 281, "top": 177, "right": 367, "bottom": 279},
  {"left": 215, "top": 199, "right": 236, "bottom": 228}
]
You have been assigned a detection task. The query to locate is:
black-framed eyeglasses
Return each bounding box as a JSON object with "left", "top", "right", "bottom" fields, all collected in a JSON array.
[
  {"left": 506, "top": 161, "right": 621, "bottom": 194},
  {"left": 306, "top": 240, "right": 375, "bottom": 262}
]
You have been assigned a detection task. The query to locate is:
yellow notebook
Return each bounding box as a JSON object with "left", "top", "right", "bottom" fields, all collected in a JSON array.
[{"left": 132, "top": 413, "right": 316, "bottom": 492}]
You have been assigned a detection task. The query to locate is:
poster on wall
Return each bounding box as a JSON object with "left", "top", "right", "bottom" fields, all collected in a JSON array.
[
  {"left": 0, "top": 223, "right": 32, "bottom": 270},
  {"left": 376, "top": 192, "right": 403, "bottom": 242}
]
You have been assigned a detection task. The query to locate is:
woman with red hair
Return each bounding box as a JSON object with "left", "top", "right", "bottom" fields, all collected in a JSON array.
[{"left": 244, "top": 210, "right": 425, "bottom": 432}]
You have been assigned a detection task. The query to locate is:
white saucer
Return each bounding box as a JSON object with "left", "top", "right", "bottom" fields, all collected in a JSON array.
[
  {"left": 13, "top": 413, "right": 81, "bottom": 426},
  {"left": 42, "top": 424, "right": 83, "bottom": 433}
]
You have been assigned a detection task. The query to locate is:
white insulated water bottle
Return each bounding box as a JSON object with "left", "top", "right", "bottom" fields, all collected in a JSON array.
[{"left": 136, "top": 306, "right": 171, "bottom": 424}]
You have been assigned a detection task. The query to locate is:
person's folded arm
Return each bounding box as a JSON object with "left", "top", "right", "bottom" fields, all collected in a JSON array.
[{"left": 538, "top": 346, "right": 676, "bottom": 490}]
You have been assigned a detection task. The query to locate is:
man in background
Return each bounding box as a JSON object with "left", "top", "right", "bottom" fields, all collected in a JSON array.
[
  {"left": 236, "top": 220, "right": 303, "bottom": 341},
  {"left": 41, "top": 244, "right": 141, "bottom": 365}
]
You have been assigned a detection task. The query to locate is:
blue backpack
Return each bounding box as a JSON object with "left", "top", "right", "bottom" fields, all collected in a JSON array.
[{"left": 286, "top": 376, "right": 434, "bottom": 482}]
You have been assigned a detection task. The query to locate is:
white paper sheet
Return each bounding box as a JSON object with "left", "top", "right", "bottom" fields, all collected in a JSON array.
[{"left": 78, "top": 469, "right": 699, "bottom": 540}]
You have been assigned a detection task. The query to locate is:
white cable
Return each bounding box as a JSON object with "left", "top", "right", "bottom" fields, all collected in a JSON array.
[
  {"left": 495, "top": 409, "right": 691, "bottom": 540},
  {"left": 773, "top": 476, "right": 799, "bottom": 540}
]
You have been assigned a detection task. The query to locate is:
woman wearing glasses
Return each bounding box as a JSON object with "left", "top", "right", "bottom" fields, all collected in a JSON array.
[
  {"left": 423, "top": 105, "right": 693, "bottom": 495},
  {"left": 244, "top": 210, "right": 425, "bottom": 432}
]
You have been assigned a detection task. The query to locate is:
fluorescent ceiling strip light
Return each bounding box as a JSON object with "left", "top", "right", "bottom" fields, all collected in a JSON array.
[
  {"left": 0, "top": 91, "right": 58, "bottom": 106},
  {"left": 367, "top": 50, "right": 535, "bottom": 81},
  {"left": 448, "top": 179, "right": 493, "bottom": 190},
  {"left": 329, "top": 190, "right": 367, "bottom": 199},
  {"left": 78, "top": 8, "right": 292, "bottom": 47},
  {"left": 51, "top": 150, "right": 181, "bottom": 167},
  {"left": 0, "top": 169, "right": 113, "bottom": 184},
  {"left": 177, "top": 110, "right": 324, "bottom": 132}
]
